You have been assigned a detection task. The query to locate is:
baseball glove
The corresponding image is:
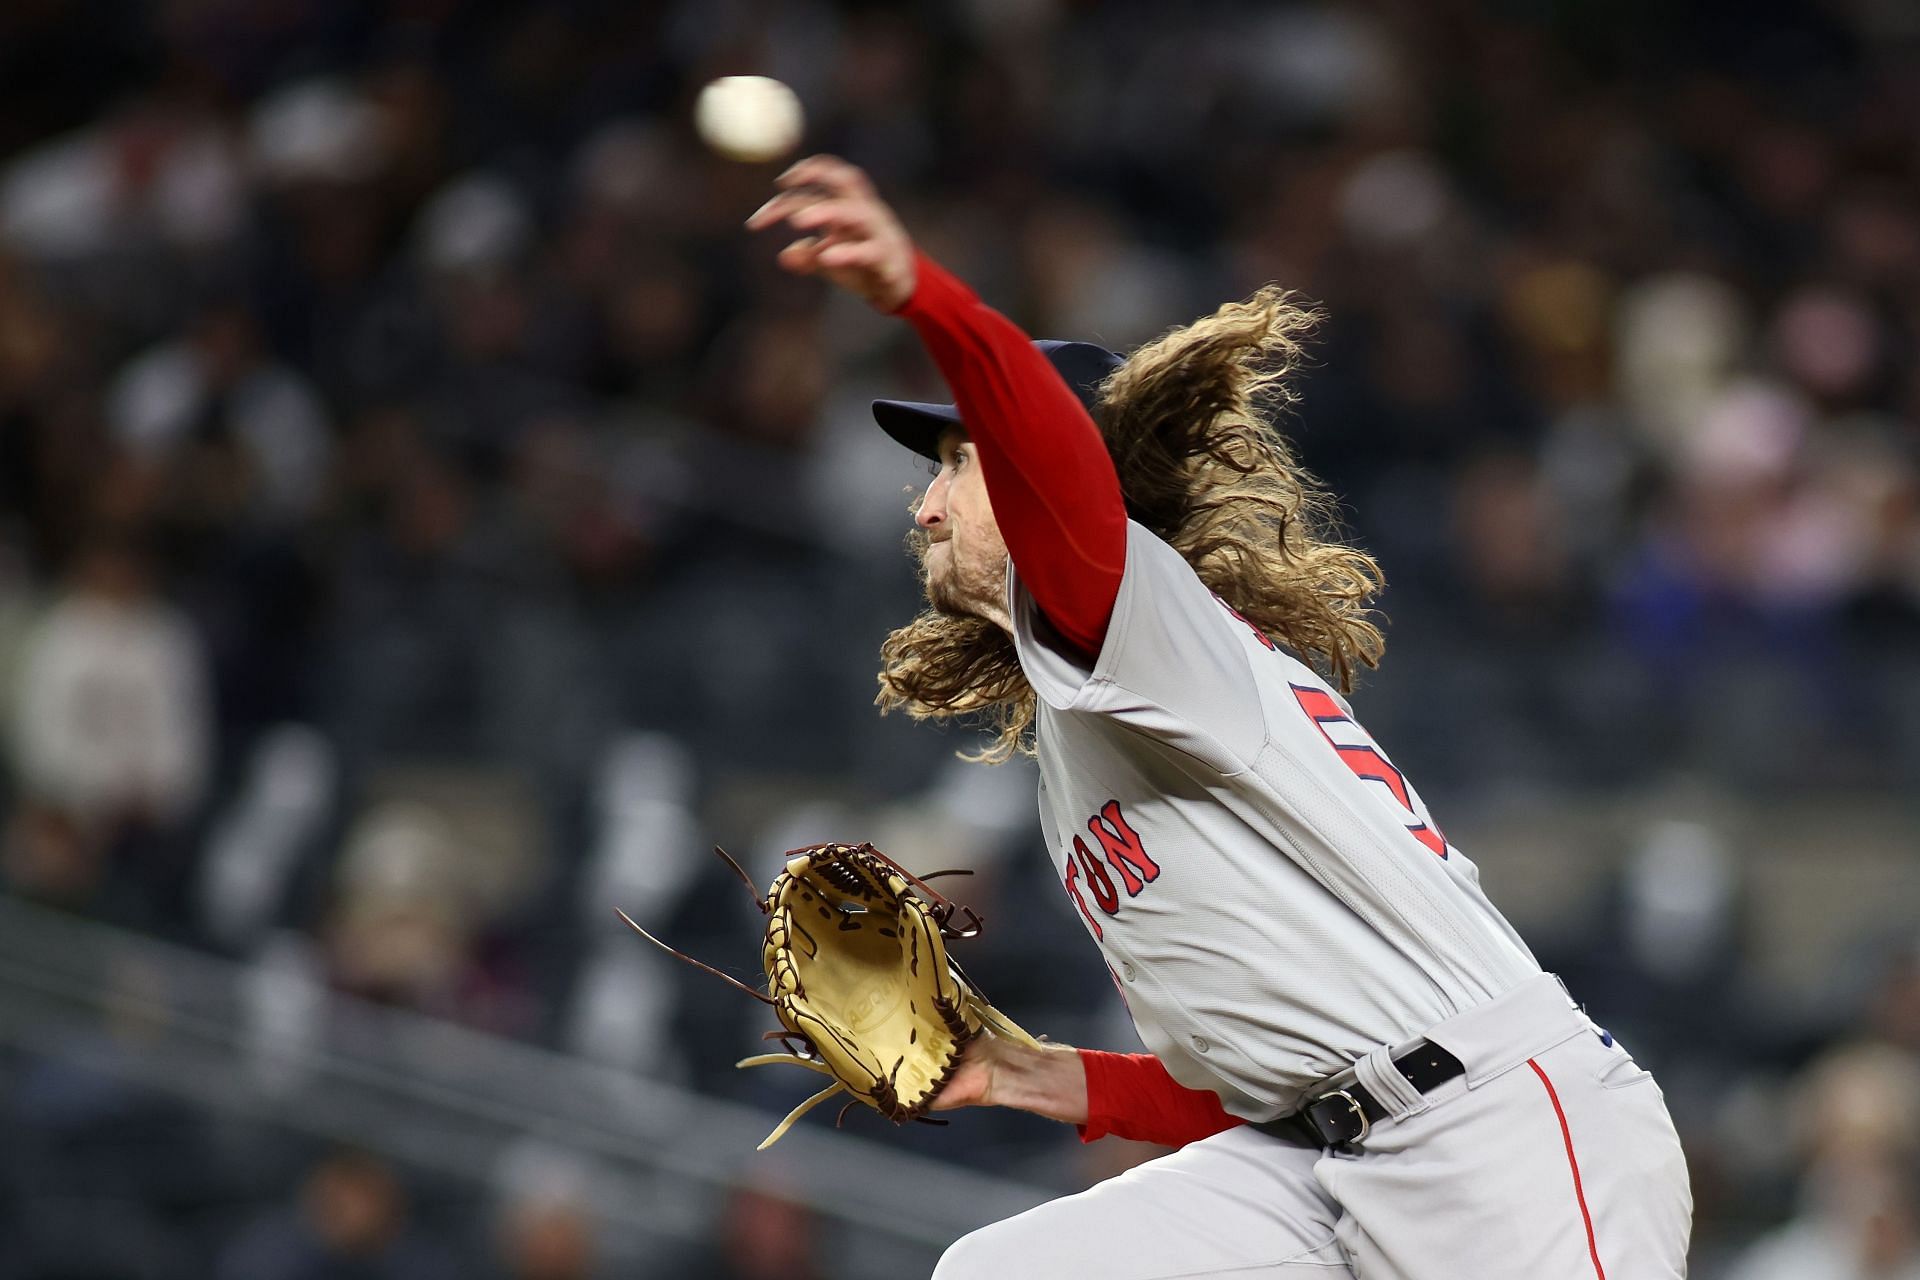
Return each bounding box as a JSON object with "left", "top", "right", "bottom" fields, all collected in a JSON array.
[{"left": 620, "top": 841, "right": 1038, "bottom": 1149}]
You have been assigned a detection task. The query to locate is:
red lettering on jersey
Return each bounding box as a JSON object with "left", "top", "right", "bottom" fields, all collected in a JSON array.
[
  {"left": 1290, "top": 684, "right": 1449, "bottom": 859},
  {"left": 1063, "top": 857, "right": 1102, "bottom": 938},
  {"left": 1218, "top": 599, "right": 1279, "bottom": 650},
  {"left": 1072, "top": 836, "right": 1122, "bottom": 914},
  {"left": 1087, "top": 800, "right": 1160, "bottom": 896}
]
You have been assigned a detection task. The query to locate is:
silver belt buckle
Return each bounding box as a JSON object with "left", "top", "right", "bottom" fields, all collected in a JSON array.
[{"left": 1321, "top": 1088, "right": 1370, "bottom": 1144}]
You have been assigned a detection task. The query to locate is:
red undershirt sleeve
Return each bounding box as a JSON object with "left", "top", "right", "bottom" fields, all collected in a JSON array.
[
  {"left": 1074, "top": 1049, "right": 1246, "bottom": 1147},
  {"left": 894, "top": 251, "right": 1127, "bottom": 657}
]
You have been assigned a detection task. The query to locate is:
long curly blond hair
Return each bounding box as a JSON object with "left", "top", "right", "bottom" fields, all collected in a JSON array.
[{"left": 876, "top": 286, "right": 1385, "bottom": 763}]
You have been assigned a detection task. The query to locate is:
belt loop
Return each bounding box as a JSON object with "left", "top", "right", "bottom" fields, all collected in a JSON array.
[{"left": 1352, "top": 1043, "right": 1426, "bottom": 1121}]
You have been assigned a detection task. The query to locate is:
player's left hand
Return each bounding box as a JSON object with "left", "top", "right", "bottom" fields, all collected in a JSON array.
[
  {"left": 746, "top": 154, "right": 918, "bottom": 312},
  {"left": 929, "top": 1028, "right": 1007, "bottom": 1111},
  {"left": 931, "top": 1029, "right": 1092, "bottom": 1124}
]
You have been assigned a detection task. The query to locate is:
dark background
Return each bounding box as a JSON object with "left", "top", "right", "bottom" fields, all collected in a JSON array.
[{"left": 2, "top": 1, "right": 1919, "bottom": 1277}]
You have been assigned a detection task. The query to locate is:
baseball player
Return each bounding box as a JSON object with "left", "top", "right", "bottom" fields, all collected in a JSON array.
[{"left": 749, "top": 155, "right": 1692, "bottom": 1279}]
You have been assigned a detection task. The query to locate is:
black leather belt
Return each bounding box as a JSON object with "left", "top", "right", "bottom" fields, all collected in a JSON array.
[{"left": 1253, "top": 1040, "right": 1465, "bottom": 1148}]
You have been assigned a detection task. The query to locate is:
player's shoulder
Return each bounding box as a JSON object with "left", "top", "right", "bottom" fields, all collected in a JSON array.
[
  {"left": 1112, "top": 521, "right": 1345, "bottom": 685},
  {"left": 1113, "top": 520, "right": 1239, "bottom": 620}
]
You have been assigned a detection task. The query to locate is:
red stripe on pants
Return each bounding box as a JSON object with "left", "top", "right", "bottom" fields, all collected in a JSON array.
[{"left": 1527, "top": 1057, "right": 1606, "bottom": 1279}]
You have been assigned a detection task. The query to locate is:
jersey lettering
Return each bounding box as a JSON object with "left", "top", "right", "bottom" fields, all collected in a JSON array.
[
  {"left": 1062, "top": 856, "right": 1102, "bottom": 939},
  {"left": 1072, "top": 837, "right": 1122, "bottom": 913},
  {"left": 1086, "top": 800, "right": 1160, "bottom": 896},
  {"left": 1060, "top": 801, "right": 1163, "bottom": 937},
  {"left": 1290, "top": 684, "right": 1449, "bottom": 859}
]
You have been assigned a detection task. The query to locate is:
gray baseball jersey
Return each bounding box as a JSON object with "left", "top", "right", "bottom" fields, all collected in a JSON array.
[{"left": 1007, "top": 519, "right": 1542, "bottom": 1122}]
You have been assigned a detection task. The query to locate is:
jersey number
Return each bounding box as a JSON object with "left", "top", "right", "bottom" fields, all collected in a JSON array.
[{"left": 1290, "top": 684, "right": 1448, "bottom": 859}]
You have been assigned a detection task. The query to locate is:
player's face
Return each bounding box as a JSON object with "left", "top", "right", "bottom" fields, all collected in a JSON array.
[{"left": 914, "top": 430, "right": 1010, "bottom": 626}]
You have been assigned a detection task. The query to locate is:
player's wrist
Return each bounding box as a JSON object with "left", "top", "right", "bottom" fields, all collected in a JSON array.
[
  {"left": 876, "top": 247, "right": 926, "bottom": 315},
  {"left": 983, "top": 1036, "right": 1087, "bottom": 1124},
  {"left": 896, "top": 248, "right": 971, "bottom": 319}
]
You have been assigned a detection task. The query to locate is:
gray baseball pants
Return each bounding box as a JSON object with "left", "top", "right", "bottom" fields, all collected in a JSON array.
[{"left": 933, "top": 975, "right": 1692, "bottom": 1278}]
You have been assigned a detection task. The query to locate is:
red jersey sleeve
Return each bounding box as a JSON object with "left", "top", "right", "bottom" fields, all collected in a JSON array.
[
  {"left": 894, "top": 252, "right": 1126, "bottom": 657},
  {"left": 1074, "top": 1049, "right": 1246, "bottom": 1147}
]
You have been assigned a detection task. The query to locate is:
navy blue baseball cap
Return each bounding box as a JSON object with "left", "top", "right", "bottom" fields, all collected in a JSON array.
[{"left": 871, "top": 339, "right": 1124, "bottom": 461}]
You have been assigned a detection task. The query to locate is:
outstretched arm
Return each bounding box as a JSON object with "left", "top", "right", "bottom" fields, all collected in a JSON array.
[
  {"left": 748, "top": 155, "right": 1127, "bottom": 657},
  {"left": 932, "top": 1031, "right": 1245, "bottom": 1148}
]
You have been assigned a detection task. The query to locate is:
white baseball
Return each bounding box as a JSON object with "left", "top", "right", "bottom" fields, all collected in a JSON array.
[{"left": 694, "top": 76, "right": 804, "bottom": 164}]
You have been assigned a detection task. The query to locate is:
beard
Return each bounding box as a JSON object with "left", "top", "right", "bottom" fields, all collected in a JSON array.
[
  {"left": 914, "top": 528, "right": 1004, "bottom": 621},
  {"left": 920, "top": 537, "right": 965, "bottom": 616}
]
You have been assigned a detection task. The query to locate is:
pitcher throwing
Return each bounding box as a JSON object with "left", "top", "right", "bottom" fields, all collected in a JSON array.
[{"left": 747, "top": 155, "right": 1691, "bottom": 1279}]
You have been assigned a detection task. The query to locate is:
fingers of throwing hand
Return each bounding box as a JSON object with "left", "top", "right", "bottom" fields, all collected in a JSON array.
[
  {"left": 783, "top": 197, "right": 871, "bottom": 237},
  {"left": 752, "top": 154, "right": 908, "bottom": 305},
  {"left": 775, "top": 153, "right": 870, "bottom": 198},
  {"left": 776, "top": 235, "right": 825, "bottom": 274},
  {"left": 737, "top": 159, "right": 852, "bottom": 234},
  {"left": 816, "top": 240, "right": 885, "bottom": 271},
  {"left": 749, "top": 190, "right": 877, "bottom": 250},
  {"left": 745, "top": 187, "right": 826, "bottom": 231}
]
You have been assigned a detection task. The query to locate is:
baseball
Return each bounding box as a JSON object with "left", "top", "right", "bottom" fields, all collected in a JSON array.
[{"left": 694, "top": 76, "right": 804, "bottom": 165}]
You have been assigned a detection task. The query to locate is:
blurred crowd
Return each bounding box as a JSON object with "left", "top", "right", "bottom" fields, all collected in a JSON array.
[{"left": 2, "top": 0, "right": 1919, "bottom": 1276}]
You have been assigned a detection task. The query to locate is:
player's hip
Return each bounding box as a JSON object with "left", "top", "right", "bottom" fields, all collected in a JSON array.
[
  {"left": 1254, "top": 974, "right": 1691, "bottom": 1277},
  {"left": 1310, "top": 1027, "right": 1691, "bottom": 1278},
  {"left": 1249, "top": 972, "right": 1591, "bottom": 1141}
]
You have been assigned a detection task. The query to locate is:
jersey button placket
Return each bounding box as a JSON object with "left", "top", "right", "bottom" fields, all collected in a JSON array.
[
  {"left": 1192, "top": 1035, "right": 1210, "bottom": 1054},
  {"left": 1121, "top": 961, "right": 1137, "bottom": 982}
]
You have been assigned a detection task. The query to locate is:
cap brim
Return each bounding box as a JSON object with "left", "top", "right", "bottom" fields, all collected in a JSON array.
[
  {"left": 871, "top": 398, "right": 963, "bottom": 461},
  {"left": 871, "top": 339, "right": 1124, "bottom": 461}
]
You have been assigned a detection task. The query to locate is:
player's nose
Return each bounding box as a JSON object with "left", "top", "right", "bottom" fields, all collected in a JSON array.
[{"left": 915, "top": 475, "right": 947, "bottom": 529}]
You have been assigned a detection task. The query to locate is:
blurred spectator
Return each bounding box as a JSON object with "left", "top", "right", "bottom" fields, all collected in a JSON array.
[
  {"left": 1731, "top": 1159, "right": 1920, "bottom": 1280},
  {"left": 1, "top": 1041, "right": 209, "bottom": 1280},
  {"left": 321, "top": 779, "right": 541, "bottom": 1036},
  {"left": 240, "top": 930, "right": 328, "bottom": 1099},
  {"left": 106, "top": 301, "right": 333, "bottom": 522},
  {"left": 566, "top": 734, "right": 701, "bottom": 1078},
  {"left": 1450, "top": 452, "right": 1573, "bottom": 614},
  {"left": 678, "top": 1183, "right": 826, "bottom": 1280},
  {"left": 215, "top": 1149, "right": 463, "bottom": 1280},
  {"left": 1865, "top": 943, "right": 1920, "bottom": 1055},
  {"left": 0, "top": 532, "right": 39, "bottom": 747},
  {"left": 1, "top": 802, "right": 100, "bottom": 911},
  {"left": 1614, "top": 272, "right": 1751, "bottom": 459},
  {"left": 1728, "top": 1044, "right": 1920, "bottom": 1280},
  {"left": 496, "top": 1195, "right": 598, "bottom": 1280},
  {"left": 1553, "top": 819, "right": 1750, "bottom": 1079},
  {"left": 489, "top": 1143, "right": 604, "bottom": 1280},
  {"left": 324, "top": 801, "right": 476, "bottom": 1013},
  {"left": 0, "top": 98, "right": 244, "bottom": 262},
  {"left": 9, "top": 538, "right": 209, "bottom": 827},
  {"left": 5, "top": 537, "right": 209, "bottom": 927},
  {"left": 247, "top": 80, "right": 387, "bottom": 191},
  {"left": 196, "top": 725, "right": 337, "bottom": 949}
]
